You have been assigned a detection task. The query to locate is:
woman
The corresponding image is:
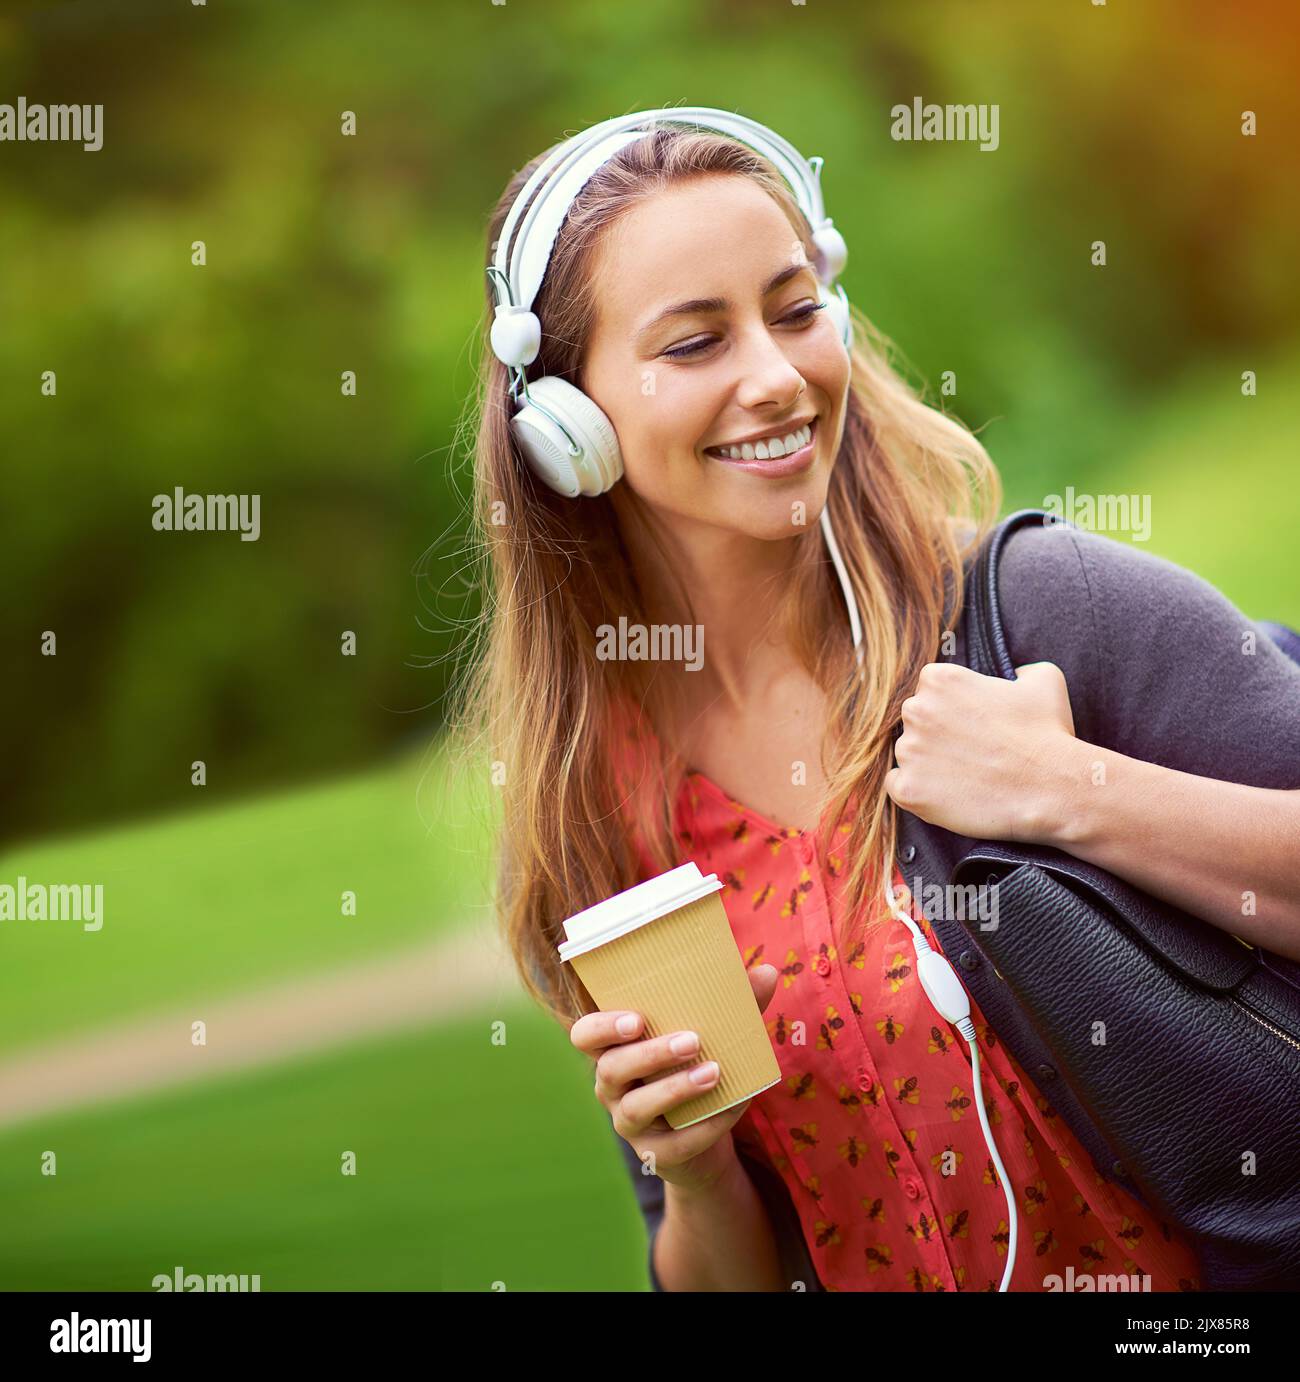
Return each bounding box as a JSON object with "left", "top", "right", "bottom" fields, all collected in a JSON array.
[{"left": 449, "top": 119, "right": 1300, "bottom": 1292}]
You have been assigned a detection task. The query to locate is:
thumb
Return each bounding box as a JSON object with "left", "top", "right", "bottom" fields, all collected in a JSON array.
[
  {"left": 748, "top": 963, "right": 779, "bottom": 1015},
  {"left": 1012, "top": 660, "right": 1059, "bottom": 681},
  {"left": 1013, "top": 660, "right": 1076, "bottom": 734}
]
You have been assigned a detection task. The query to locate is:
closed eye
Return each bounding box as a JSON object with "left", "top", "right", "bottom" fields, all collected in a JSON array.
[{"left": 661, "top": 301, "right": 827, "bottom": 361}]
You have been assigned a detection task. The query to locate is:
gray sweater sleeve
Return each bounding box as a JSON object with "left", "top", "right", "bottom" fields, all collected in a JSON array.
[
  {"left": 996, "top": 521, "right": 1300, "bottom": 787},
  {"left": 609, "top": 1117, "right": 824, "bottom": 1290},
  {"left": 610, "top": 1119, "right": 667, "bottom": 1290}
]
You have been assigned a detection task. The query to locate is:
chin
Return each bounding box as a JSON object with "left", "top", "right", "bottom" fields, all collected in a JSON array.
[{"left": 726, "top": 492, "right": 826, "bottom": 543}]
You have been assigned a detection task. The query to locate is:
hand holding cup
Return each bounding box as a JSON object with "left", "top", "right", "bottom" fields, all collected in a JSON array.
[{"left": 571, "top": 963, "right": 779, "bottom": 1194}]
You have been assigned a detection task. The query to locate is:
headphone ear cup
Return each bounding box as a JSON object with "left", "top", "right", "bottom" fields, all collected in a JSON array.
[
  {"left": 514, "top": 375, "right": 623, "bottom": 497},
  {"left": 511, "top": 397, "right": 586, "bottom": 498}
]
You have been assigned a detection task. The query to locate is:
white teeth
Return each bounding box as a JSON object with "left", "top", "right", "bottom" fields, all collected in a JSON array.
[{"left": 713, "top": 422, "right": 813, "bottom": 461}]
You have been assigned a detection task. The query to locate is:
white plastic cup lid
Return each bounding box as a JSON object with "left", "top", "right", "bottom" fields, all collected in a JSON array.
[{"left": 557, "top": 861, "right": 725, "bottom": 962}]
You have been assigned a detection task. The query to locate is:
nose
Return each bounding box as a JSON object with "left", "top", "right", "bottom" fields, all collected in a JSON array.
[{"left": 732, "top": 321, "right": 808, "bottom": 413}]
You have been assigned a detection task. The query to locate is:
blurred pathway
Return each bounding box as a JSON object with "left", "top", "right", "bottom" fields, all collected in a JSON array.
[{"left": 0, "top": 924, "right": 523, "bottom": 1132}]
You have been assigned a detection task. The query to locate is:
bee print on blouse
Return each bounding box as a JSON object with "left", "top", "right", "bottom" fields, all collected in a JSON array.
[{"left": 610, "top": 706, "right": 1203, "bottom": 1293}]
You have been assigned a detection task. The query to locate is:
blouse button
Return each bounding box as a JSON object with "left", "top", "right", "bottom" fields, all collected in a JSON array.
[
  {"left": 814, "top": 954, "right": 831, "bottom": 977},
  {"left": 904, "top": 1178, "right": 922, "bottom": 1200},
  {"left": 901, "top": 844, "right": 917, "bottom": 864},
  {"left": 856, "top": 1073, "right": 871, "bottom": 1092}
]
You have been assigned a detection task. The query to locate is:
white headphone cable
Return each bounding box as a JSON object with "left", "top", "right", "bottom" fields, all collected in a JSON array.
[
  {"left": 884, "top": 879, "right": 1019, "bottom": 1292},
  {"left": 819, "top": 506, "right": 863, "bottom": 666}
]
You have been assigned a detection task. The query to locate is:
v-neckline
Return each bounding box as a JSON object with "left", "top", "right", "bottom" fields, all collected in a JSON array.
[
  {"left": 629, "top": 707, "right": 823, "bottom": 834},
  {"left": 621, "top": 694, "right": 836, "bottom": 841},
  {"left": 685, "top": 765, "right": 819, "bottom": 840}
]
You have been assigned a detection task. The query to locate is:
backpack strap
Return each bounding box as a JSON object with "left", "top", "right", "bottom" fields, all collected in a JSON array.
[{"left": 962, "top": 508, "right": 1054, "bottom": 680}]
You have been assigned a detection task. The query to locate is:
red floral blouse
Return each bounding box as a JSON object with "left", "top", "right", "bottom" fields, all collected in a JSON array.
[{"left": 613, "top": 704, "right": 1202, "bottom": 1292}]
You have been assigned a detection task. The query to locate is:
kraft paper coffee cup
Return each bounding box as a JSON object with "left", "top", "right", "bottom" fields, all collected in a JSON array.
[{"left": 558, "top": 862, "right": 780, "bottom": 1129}]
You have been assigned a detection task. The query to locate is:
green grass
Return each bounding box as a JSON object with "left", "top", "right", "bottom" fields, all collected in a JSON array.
[
  {"left": 0, "top": 1001, "right": 649, "bottom": 1292},
  {"left": 0, "top": 741, "right": 499, "bottom": 1053},
  {"left": 0, "top": 739, "right": 648, "bottom": 1293}
]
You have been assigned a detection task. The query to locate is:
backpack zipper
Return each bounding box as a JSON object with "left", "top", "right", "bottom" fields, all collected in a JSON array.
[
  {"left": 1230, "top": 996, "right": 1300, "bottom": 1055},
  {"left": 1226, "top": 935, "right": 1300, "bottom": 1053}
]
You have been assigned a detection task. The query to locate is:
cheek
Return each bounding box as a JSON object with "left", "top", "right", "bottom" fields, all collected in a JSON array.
[
  {"left": 809, "top": 333, "right": 851, "bottom": 404},
  {"left": 614, "top": 376, "right": 715, "bottom": 478}
]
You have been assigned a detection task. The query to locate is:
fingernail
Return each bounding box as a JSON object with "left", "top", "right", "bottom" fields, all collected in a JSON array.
[
  {"left": 615, "top": 1014, "right": 639, "bottom": 1036},
  {"left": 669, "top": 1031, "right": 699, "bottom": 1056},
  {"left": 690, "top": 1061, "right": 719, "bottom": 1085}
]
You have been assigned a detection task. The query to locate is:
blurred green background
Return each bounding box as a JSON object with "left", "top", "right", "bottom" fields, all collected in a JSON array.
[{"left": 1, "top": 0, "right": 1297, "bottom": 1290}]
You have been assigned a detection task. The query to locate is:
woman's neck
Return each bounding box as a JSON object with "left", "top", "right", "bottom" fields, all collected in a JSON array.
[{"left": 612, "top": 496, "right": 805, "bottom": 714}]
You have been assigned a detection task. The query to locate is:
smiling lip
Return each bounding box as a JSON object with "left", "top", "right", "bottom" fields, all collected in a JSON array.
[{"left": 705, "top": 417, "right": 818, "bottom": 477}]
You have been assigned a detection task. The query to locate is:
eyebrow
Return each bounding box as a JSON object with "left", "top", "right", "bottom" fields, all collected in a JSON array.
[{"left": 635, "top": 262, "right": 815, "bottom": 343}]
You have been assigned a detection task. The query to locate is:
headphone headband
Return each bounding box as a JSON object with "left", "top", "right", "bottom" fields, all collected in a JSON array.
[{"left": 489, "top": 107, "right": 839, "bottom": 318}]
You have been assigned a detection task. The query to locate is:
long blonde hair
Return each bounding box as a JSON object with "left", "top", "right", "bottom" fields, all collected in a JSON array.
[{"left": 446, "top": 125, "right": 1001, "bottom": 1027}]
